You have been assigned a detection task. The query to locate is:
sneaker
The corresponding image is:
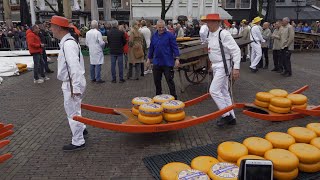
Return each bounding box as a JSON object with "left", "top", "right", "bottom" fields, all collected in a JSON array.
[
  {"left": 63, "top": 144, "right": 86, "bottom": 152},
  {"left": 34, "top": 79, "right": 44, "bottom": 84},
  {"left": 42, "top": 77, "right": 50, "bottom": 81},
  {"left": 144, "top": 71, "right": 149, "bottom": 75}
]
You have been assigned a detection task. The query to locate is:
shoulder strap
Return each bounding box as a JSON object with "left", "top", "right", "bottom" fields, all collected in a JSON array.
[
  {"left": 250, "top": 26, "right": 258, "bottom": 44},
  {"left": 219, "top": 29, "right": 229, "bottom": 76}
]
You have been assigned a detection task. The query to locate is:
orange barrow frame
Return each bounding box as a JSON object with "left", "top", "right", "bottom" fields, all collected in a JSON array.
[{"left": 73, "top": 93, "right": 236, "bottom": 133}]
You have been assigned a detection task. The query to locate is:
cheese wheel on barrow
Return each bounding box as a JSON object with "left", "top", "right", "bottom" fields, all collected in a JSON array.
[
  {"left": 311, "top": 137, "right": 320, "bottom": 149},
  {"left": 139, "top": 103, "right": 163, "bottom": 116},
  {"left": 286, "top": 94, "right": 308, "bottom": 105},
  {"left": 217, "top": 142, "right": 248, "bottom": 162},
  {"left": 270, "top": 97, "right": 292, "bottom": 108},
  {"left": 264, "top": 149, "right": 299, "bottom": 172},
  {"left": 269, "top": 89, "right": 288, "bottom": 97},
  {"left": 242, "top": 137, "right": 273, "bottom": 156},
  {"left": 287, "top": 127, "right": 317, "bottom": 143},
  {"left": 138, "top": 114, "right": 163, "bottom": 124},
  {"left": 288, "top": 143, "right": 320, "bottom": 164},
  {"left": 268, "top": 104, "right": 291, "bottom": 114},
  {"left": 162, "top": 100, "right": 185, "bottom": 113},
  {"left": 163, "top": 111, "right": 186, "bottom": 122},
  {"left": 160, "top": 162, "right": 191, "bottom": 180},
  {"left": 307, "top": 123, "right": 320, "bottom": 136},
  {"left": 131, "top": 107, "right": 139, "bottom": 116},
  {"left": 208, "top": 162, "right": 239, "bottom": 180},
  {"left": 255, "top": 92, "right": 275, "bottom": 102},
  {"left": 273, "top": 168, "right": 299, "bottom": 180},
  {"left": 254, "top": 99, "right": 269, "bottom": 108},
  {"left": 153, "top": 94, "right": 175, "bottom": 104},
  {"left": 236, "top": 155, "right": 265, "bottom": 167},
  {"left": 176, "top": 169, "right": 210, "bottom": 180},
  {"left": 265, "top": 132, "right": 295, "bottom": 149},
  {"left": 131, "top": 97, "right": 153, "bottom": 108},
  {"left": 191, "top": 156, "right": 219, "bottom": 173}
]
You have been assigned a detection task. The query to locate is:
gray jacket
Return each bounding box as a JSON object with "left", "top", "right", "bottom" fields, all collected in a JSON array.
[
  {"left": 261, "top": 28, "right": 271, "bottom": 48},
  {"left": 271, "top": 28, "right": 281, "bottom": 50},
  {"left": 280, "top": 24, "right": 295, "bottom": 50}
]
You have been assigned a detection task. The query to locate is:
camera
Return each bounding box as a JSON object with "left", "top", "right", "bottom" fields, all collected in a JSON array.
[{"left": 238, "top": 159, "right": 273, "bottom": 180}]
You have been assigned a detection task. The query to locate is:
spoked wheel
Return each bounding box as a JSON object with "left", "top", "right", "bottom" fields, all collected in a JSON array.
[{"left": 184, "top": 64, "right": 208, "bottom": 84}]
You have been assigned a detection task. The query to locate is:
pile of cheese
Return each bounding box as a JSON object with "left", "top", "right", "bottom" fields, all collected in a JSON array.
[
  {"left": 131, "top": 94, "right": 186, "bottom": 124},
  {"left": 254, "top": 89, "right": 308, "bottom": 114},
  {"left": 160, "top": 122, "right": 320, "bottom": 180}
]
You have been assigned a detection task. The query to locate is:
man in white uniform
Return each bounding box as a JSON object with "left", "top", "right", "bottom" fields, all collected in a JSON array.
[
  {"left": 50, "top": 16, "right": 87, "bottom": 151},
  {"left": 86, "top": 20, "right": 106, "bottom": 83},
  {"left": 250, "top": 17, "right": 265, "bottom": 73},
  {"left": 203, "top": 14, "right": 241, "bottom": 127}
]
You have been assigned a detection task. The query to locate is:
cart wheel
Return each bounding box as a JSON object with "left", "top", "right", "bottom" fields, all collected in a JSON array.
[
  {"left": 184, "top": 64, "right": 207, "bottom": 84},
  {"left": 304, "top": 40, "right": 314, "bottom": 50}
]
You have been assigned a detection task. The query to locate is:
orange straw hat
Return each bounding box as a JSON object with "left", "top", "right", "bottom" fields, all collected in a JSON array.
[
  {"left": 202, "top": 14, "right": 221, "bottom": 22},
  {"left": 50, "top": 16, "right": 69, "bottom": 28}
]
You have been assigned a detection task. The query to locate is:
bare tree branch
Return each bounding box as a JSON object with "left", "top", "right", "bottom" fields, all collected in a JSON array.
[
  {"left": 44, "top": 0, "right": 63, "bottom": 16},
  {"left": 165, "top": 0, "right": 174, "bottom": 14}
]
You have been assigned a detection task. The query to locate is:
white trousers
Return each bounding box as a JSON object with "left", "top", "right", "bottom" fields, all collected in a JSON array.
[
  {"left": 209, "top": 65, "right": 235, "bottom": 118},
  {"left": 62, "top": 77, "right": 86, "bottom": 146},
  {"left": 247, "top": 44, "right": 251, "bottom": 59},
  {"left": 250, "top": 42, "right": 262, "bottom": 69}
]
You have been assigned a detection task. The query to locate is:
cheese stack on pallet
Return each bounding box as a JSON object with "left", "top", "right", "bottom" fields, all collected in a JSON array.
[
  {"left": 287, "top": 94, "right": 308, "bottom": 110},
  {"left": 269, "top": 97, "right": 292, "bottom": 114},
  {"left": 131, "top": 97, "right": 153, "bottom": 116},
  {"left": 162, "top": 100, "right": 186, "bottom": 122},
  {"left": 138, "top": 103, "right": 163, "bottom": 124},
  {"left": 289, "top": 143, "right": 320, "bottom": 173},
  {"left": 254, "top": 92, "right": 275, "bottom": 108},
  {"left": 153, "top": 94, "right": 175, "bottom": 104},
  {"left": 217, "top": 141, "right": 248, "bottom": 164}
]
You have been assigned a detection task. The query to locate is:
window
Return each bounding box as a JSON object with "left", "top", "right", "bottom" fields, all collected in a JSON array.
[
  {"left": 97, "top": 0, "right": 103, "bottom": 8},
  {"left": 225, "top": 0, "right": 236, "bottom": 9},
  {"left": 111, "top": 0, "right": 122, "bottom": 9},
  {"left": 240, "top": 0, "right": 251, "bottom": 9}
]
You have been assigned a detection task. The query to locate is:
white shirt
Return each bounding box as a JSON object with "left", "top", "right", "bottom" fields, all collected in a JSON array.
[
  {"left": 85, "top": 29, "right": 105, "bottom": 65},
  {"left": 57, "top": 33, "right": 85, "bottom": 94},
  {"left": 250, "top": 25, "right": 265, "bottom": 44},
  {"left": 139, "top": 26, "right": 151, "bottom": 48},
  {"left": 229, "top": 27, "right": 238, "bottom": 36},
  {"left": 199, "top": 24, "right": 209, "bottom": 44},
  {"left": 207, "top": 27, "right": 241, "bottom": 69}
]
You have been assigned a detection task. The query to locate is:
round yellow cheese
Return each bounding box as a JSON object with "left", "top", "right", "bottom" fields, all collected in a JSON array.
[
  {"left": 162, "top": 100, "right": 185, "bottom": 113},
  {"left": 243, "top": 137, "right": 273, "bottom": 156},
  {"left": 138, "top": 114, "right": 163, "bottom": 125},
  {"left": 153, "top": 94, "right": 175, "bottom": 104},
  {"left": 269, "top": 89, "right": 288, "bottom": 97},
  {"left": 139, "top": 103, "right": 163, "bottom": 116},
  {"left": 265, "top": 132, "right": 295, "bottom": 149},
  {"left": 217, "top": 142, "right": 248, "bottom": 162},
  {"left": 270, "top": 97, "right": 292, "bottom": 108},
  {"left": 132, "top": 97, "right": 153, "bottom": 108},
  {"left": 311, "top": 137, "right": 320, "bottom": 149},
  {"left": 254, "top": 99, "right": 269, "bottom": 108},
  {"left": 191, "top": 156, "right": 219, "bottom": 173},
  {"left": 256, "top": 92, "right": 275, "bottom": 102},
  {"left": 287, "top": 94, "right": 308, "bottom": 105},
  {"left": 287, "top": 127, "right": 317, "bottom": 143},
  {"left": 236, "top": 155, "right": 265, "bottom": 167},
  {"left": 291, "top": 103, "right": 307, "bottom": 110},
  {"left": 273, "top": 168, "right": 299, "bottom": 180},
  {"left": 208, "top": 162, "right": 239, "bottom": 180},
  {"left": 264, "top": 149, "right": 299, "bottom": 172},
  {"left": 176, "top": 169, "right": 210, "bottom": 180},
  {"left": 163, "top": 111, "right": 185, "bottom": 122},
  {"left": 268, "top": 104, "right": 291, "bottom": 114},
  {"left": 307, "top": 123, "right": 320, "bottom": 136},
  {"left": 298, "top": 161, "right": 320, "bottom": 173},
  {"left": 160, "top": 162, "right": 191, "bottom": 180},
  {"left": 131, "top": 107, "right": 139, "bottom": 116},
  {"left": 289, "top": 143, "right": 320, "bottom": 164},
  {"left": 217, "top": 156, "right": 230, "bottom": 163}
]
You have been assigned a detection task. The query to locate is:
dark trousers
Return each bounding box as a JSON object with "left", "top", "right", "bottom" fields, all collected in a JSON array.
[
  {"left": 33, "top": 53, "right": 45, "bottom": 80},
  {"left": 258, "top": 47, "right": 269, "bottom": 67},
  {"left": 42, "top": 48, "right": 51, "bottom": 72},
  {"left": 272, "top": 50, "right": 281, "bottom": 70},
  {"left": 140, "top": 63, "right": 144, "bottom": 76},
  {"left": 281, "top": 48, "right": 292, "bottom": 74},
  {"left": 153, "top": 65, "right": 177, "bottom": 99}
]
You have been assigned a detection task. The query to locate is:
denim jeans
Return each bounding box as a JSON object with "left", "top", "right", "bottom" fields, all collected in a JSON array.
[
  {"left": 110, "top": 54, "right": 124, "bottom": 81},
  {"left": 42, "top": 48, "right": 50, "bottom": 72},
  {"left": 32, "top": 53, "right": 45, "bottom": 80},
  {"left": 90, "top": 64, "right": 102, "bottom": 81}
]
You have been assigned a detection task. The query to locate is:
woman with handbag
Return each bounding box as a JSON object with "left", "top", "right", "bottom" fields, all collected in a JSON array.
[{"left": 127, "top": 21, "right": 146, "bottom": 80}]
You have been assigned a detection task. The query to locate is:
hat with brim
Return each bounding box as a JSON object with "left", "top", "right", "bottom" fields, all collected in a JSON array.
[
  {"left": 202, "top": 14, "right": 221, "bottom": 22},
  {"left": 252, "top": 16, "right": 263, "bottom": 24},
  {"left": 50, "top": 16, "right": 69, "bottom": 28}
]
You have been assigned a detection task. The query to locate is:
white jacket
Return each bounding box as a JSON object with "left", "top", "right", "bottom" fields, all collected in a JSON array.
[
  {"left": 85, "top": 29, "right": 105, "bottom": 65},
  {"left": 250, "top": 25, "right": 265, "bottom": 44},
  {"left": 199, "top": 24, "right": 209, "bottom": 44},
  {"left": 139, "top": 26, "right": 151, "bottom": 48}
]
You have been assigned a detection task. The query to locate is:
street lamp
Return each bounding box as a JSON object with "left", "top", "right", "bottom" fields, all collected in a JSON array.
[{"left": 294, "top": 0, "right": 303, "bottom": 21}]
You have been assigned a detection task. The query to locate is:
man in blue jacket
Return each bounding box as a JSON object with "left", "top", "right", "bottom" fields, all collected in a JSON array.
[{"left": 147, "top": 19, "right": 180, "bottom": 99}]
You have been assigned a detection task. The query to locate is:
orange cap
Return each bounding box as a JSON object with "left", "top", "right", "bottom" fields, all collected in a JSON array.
[
  {"left": 50, "top": 16, "right": 69, "bottom": 28},
  {"left": 202, "top": 14, "right": 221, "bottom": 21}
]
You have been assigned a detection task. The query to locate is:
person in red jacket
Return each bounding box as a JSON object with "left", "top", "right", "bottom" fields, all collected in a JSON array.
[{"left": 26, "top": 25, "right": 49, "bottom": 83}]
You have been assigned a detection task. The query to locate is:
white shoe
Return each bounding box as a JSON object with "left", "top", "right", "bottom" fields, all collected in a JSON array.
[
  {"left": 144, "top": 71, "right": 148, "bottom": 75},
  {"left": 34, "top": 79, "right": 44, "bottom": 84},
  {"left": 42, "top": 77, "right": 50, "bottom": 81},
  {"left": 147, "top": 70, "right": 153, "bottom": 74}
]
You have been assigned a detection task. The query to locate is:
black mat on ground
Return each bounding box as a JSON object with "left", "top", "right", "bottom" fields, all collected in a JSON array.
[{"left": 143, "top": 135, "right": 320, "bottom": 180}]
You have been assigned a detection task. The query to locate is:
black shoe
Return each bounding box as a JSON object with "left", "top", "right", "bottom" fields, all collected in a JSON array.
[
  {"left": 91, "top": 79, "right": 96, "bottom": 82},
  {"left": 63, "top": 144, "right": 85, "bottom": 152},
  {"left": 119, "top": 79, "right": 125, "bottom": 83},
  {"left": 216, "top": 117, "right": 227, "bottom": 127},
  {"left": 46, "top": 70, "right": 54, "bottom": 73},
  {"left": 96, "top": 80, "right": 105, "bottom": 84},
  {"left": 226, "top": 115, "right": 237, "bottom": 125},
  {"left": 83, "top": 129, "right": 88, "bottom": 136},
  {"left": 250, "top": 68, "right": 258, "bottom": 73},
  {"left": 271, "top": 68, "right": 278, "bottom": 71},
  {"left": 111, "top": 80, "right": 116, "bottom": 83}
]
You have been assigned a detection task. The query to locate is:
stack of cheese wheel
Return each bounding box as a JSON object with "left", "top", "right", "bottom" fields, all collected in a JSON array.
[
  {"left": 243, "top": 137, "right": 273, "bottom": 156},
  {"left": 191, "top": 156, "right": 219, "bottom": 174},
  {"left": 269, "top": 89, "right": 289, "bottom": 98},
  {"left": 287, "top": 94, "right": 308, "bottom": 110},
  {"left": 265, "top": 132, "right": 296, "bottom": 149},
  {"left": 289, "top": 143, "right": 320, "bottom": 173},
  {"left": 217, "top": 141, "right": 248, "bottom": 164},
  {"left": 131, "top": 97, "right": 153, "bottom": 116},
  {"left": 208, "top": 162, "right": 239, "bottom": 180},
  {"left": 160, "top": 162, "right": 191, "bottom": 180},
  {"left": 177, "top": 169, "right": 210, "bottom": 180},
  {"left": 254, "top": 92, "right": 275, "bottom": 108},
  {"left": 162, "top": 100, "right": 186, "bottom": 122},
  {"left": 264, "top": 149, "right": 299, "bottom": 180},
  {"left": 287, "top": 127, "right": 317, "bottom": 143},
  {"left": 153, "top": 94, "right": 175, "bottom": 104},
  {"left": 269, "top": 97, "right": 292, "bottom": 114},
  {"left": 138, "top": 103, "right": 163, "bottom": 124}
]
